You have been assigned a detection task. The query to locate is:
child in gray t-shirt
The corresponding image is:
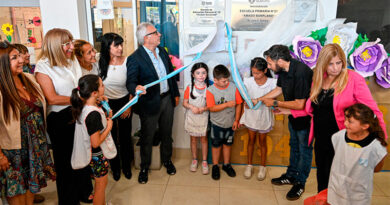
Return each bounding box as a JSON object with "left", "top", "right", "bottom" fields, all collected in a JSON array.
[{"left": 206, "top": 65, "right": 243, "bottom": 180}]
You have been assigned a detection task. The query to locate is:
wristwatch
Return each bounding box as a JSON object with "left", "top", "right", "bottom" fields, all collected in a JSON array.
[{"left": 273, "top": 100, "right": 278, "bottom": 107}]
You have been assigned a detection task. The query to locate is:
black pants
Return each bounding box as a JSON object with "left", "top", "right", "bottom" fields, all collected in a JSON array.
[
  {"left": 139, "top": 94, "right": 174, "bottom": 169},
  {"left": 108, "top": 95, "right": 133, "bottom": 174},
  {"left": 314, "top": 141, "right": 335, "bottom": 192},
  {"left": 47, "top": 107, "right": 93, "bottom": 205}
]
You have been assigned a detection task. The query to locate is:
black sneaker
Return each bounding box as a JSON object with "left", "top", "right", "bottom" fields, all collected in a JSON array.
[
  {"left": 222, "top": 164, "right": 236, "bottom": 177},
  {"left": 271, "top": 174, "right": 295, "bottom": 185},
  {"left": 163, "top": 160, "right": 176, "bottom": 175},
  {"left": 138, "top": 168, "right": 149, "bottom": 184},
  {"left": 286, "top": 183, "right": 305, "bottom": 201},
  {"left": 211, "top": 165, "right": 220, "bottom": 180}
]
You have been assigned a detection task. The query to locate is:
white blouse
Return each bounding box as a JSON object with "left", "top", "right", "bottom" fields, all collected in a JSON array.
[
  {"left": 103, "top": 58, "right": 129, "bottom": 99},
  {"left": 81, "top": 62, "right": 99, "bottom": 76},
  {"left": 35, "top": 58, "right": 82, "bottom": 113}
]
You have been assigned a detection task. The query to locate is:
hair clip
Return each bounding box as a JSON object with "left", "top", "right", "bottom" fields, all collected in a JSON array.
[
  {"left": 374, "top": 114, "right": 377, "bottom": 119},
  {"left": 77, "top": 86, "right": 80, "bottom": 91}
]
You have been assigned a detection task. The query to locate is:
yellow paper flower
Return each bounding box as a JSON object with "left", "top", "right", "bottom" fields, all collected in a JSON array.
[{"left": 1, "top": 23, "right": 14, "bottom": 36}]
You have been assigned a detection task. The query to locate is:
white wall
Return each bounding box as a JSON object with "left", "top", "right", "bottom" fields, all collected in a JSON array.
[{"left": 39, "top": 0, "right": 88, "bottom": 39}]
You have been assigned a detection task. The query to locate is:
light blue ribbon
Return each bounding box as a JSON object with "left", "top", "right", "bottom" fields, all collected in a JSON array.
[
  {"left": 225, "top": 23, "right": 262, "bottom": 110},
  {"left": 112, "top": 52, "right": 202, "bottom": 119}
]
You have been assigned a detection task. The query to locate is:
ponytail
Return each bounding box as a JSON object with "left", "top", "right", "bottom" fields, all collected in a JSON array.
[{"left": 71, "top": 88, "right": 84, "bottom": 123}]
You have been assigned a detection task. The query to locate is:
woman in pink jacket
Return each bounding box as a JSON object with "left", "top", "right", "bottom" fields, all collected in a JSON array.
[{"left": 277, "top": 43, "right": 387, "bottom": 193}]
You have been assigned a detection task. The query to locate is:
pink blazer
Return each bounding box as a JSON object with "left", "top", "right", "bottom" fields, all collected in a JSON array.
[{"left": 291, "top": 70, "right": 388, "bottom": 145}]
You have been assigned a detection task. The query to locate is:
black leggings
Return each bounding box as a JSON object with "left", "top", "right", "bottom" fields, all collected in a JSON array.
[
  {"left": 47, "top": 107, "right": 93, "bottom": 205},
  {"left": 108, "top": 95, "right": 133, "bottom": 173}
]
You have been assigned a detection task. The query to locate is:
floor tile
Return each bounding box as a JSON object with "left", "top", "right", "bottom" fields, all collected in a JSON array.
[
  {"left": 107, "top": 184, "right": 166, "bottom": 205},
  {"left": 219, "top": 165, "right": 273, "bottom": 190},
  {"left": 161, "top": 185, "right": 219, "bottom": 205},
  {"left": 220, "top": 187, "right": 278, "bottom": 205}
]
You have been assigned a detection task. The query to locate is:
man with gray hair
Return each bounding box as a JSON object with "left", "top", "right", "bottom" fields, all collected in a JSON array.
[{"left": 126, "top": 22, "right": 180, "bottom": 184}]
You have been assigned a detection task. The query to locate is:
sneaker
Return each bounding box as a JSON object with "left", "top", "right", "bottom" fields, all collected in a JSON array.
[
  {"left": 222, "top": 164, "right": 236, "bottom": 177},
  {"left": 257, "top": 166, "right": 266, "bottom": 181},
  {"left": 163, "top": 160, "right": 176, "bottom": 175},
  {"left": 190, "top": 159, "right": 198, "bottom": 172},
  {"left": 212, "top": 165, "right": 220, "bottom": 180},
  {"left": 201, "top": 161, "right": 209, "bottom": 175},
  {"left": 243, "top": 165, "right": 253, "bottom": 179},
  {"left": 286, "top": 183, "right": 305, "bottom": 200},
  {"left": 271, "top": 174, "right": 295, "bottom": 185}
]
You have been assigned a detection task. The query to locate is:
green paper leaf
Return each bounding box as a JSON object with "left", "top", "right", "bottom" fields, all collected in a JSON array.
[
  {"left": 308, "top": 27, "right": 328, "bottom": 46},
  {"left": 348, "top": 34, "right": 369, "bottom": 57},
  {"left": 6, "top": 35, "right": 11, "bottom": 43}
]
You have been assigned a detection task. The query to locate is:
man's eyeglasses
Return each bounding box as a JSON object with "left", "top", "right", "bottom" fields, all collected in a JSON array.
[
  {"left": 145, "top": 30, "right": 159, "bottom": 36},
  {"left": 62, "top": 40, "right": 75, "bottom": 47}
]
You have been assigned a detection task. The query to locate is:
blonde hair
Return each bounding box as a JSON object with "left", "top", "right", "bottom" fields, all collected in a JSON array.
[
  {"left": 38, "top": 28, "right": 74, "bottom": 67},
  {"left": 310, "top": 44, "right": 349, "bottom": 104}
]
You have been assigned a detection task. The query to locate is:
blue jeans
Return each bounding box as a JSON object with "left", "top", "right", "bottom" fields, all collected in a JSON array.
[{"left": 286, "top": 122, "right": 313, "bottom": 186}]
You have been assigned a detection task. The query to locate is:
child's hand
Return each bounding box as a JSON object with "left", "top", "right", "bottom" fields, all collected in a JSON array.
[
  {"left": 232, "top": 121, "right": 239, "bottom": 131},
  {"left": 106, "top": 118, "right": 113, "bottom": 130},
  {"left": 244, "top": 102, "right": 249, "bottom": 109},
  {"left": 251, "top": 98, "right": 259, "bottom": 106},
  {"left": 191, "top": 106, "right": 200, "bottom": 114},
  {"left": 108, "top": 110, "right": 113, "bottom": 118},
  {"left": 226, "top": 100, "right": 236, "bottom": 108}
]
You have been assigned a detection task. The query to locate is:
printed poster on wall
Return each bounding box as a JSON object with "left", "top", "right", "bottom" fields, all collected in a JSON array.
[
  {"left": 231, "top": 0, "right": 287, "bottom": 31},
  {"left": 188, "top": 0, "right": 225, "bottom": 27}
]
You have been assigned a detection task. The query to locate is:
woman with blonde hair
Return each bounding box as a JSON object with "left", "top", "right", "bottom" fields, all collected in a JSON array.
[
  {"left": 34, "top": 28, "right": 93, "bottom": 205},
  {"left": 278, "top": 43, "right": 387, "bottom": 193},
  {"left": 0, "top": 41, "right": 55, "bottom": 204},
  {"left": 74, "top": 39, "right": 99, "bottom": 76}
]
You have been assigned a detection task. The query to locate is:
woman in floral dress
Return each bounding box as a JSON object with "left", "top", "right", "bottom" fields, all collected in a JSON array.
[{"left": 0, "top": 41, "right": 55, "bottom": 204}]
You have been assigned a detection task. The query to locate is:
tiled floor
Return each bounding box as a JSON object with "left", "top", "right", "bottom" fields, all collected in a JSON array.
[{"left": 36, "top": 151, "right": 390, "bottom": 205}]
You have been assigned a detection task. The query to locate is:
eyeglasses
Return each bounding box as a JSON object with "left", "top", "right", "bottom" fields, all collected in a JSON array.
[
  {"left": 145, "top": 30, "right": 159, "bottom": 36},
  {"left": 62, "top": 40, "right": 75, "bottom": 47}
]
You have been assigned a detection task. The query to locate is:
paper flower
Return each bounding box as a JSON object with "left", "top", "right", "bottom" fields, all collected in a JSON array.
[
  {"left": 1, "top": 23, "right": 13, "bottom": 36},
  {"left": 325, "top": 19, "right": 358, "bottom": 57},
  {"left": 289, "top": 50, "right": 298, "bottom": 59},
  {"left": 169, "top": 55, "right": 182, "bottom": 71},
  {"left": 375, "top": 58, "right": 390, "bottom": 88},
  {"left": 292, "top": 36, "right": 322, "bottom": 68},
  {"left": 28, "top": 37, "right": 37, "bottom": 43},
  {"left": 349, "top": 39, "right": 387, "bottom": 78}
]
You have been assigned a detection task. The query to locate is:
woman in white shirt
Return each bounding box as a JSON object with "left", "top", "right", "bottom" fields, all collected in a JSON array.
[
  {"left": 74, "top": 39, "right": 99, "bottom": 76},
  {"left": 99, "top": 33, "right": 133, "bottom": 181},
  {"left": 35, "top": 28, "right": 93, "bottom": 205}
]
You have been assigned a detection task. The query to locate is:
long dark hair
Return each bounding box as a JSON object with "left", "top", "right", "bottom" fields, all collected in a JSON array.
[
  {"left": 344, "top": 103, "right": 387, "bottom": 146},
  {"left": 71, "top": 74, "right": 100, "bottom": 123},
  {"left": 250, "top": 57, "right": 272, "bottom": 77},
  {"left": 98, "top": 33, "right": 123, "bottom": 80},
  {"left": 190, "top": 62, "right": 210, "bottom": 99}
]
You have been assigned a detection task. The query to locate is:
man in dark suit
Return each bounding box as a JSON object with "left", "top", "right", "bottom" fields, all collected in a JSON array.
[{"left": 126, "top": 22, "right": 180, "bottom": 184}]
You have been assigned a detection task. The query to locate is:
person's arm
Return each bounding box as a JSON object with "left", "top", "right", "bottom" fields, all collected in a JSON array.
[
  {"left": 0, "top": 149, "right": 9, "bottom": 171},
  {"left": 259, "top": 86, "right": 282, "bottom": 100},
  {"left": 88, "top": 111, "right": 113, "bottom": 148},
  {"left": 233, "top": 103, "right": 242, "bottom": 130},
  {"left": 374, "top": 154, "right": 387, "bottom": 172},
  {"left": 35, "top": 72, "right": 70, "bottom": 105},
  {"left": 126, "top": 56, "right": 139, "bottom": 96}
]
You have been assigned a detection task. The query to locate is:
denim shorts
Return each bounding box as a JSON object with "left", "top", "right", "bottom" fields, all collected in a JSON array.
[{"left": 210, "top": 123, "right": 234, "bottom": 147}]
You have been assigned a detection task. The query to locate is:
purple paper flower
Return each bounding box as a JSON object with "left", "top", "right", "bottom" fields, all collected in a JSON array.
[
  {"left": 290, "top": 50, "right": 297, "bottom": 60},
  {"left": 292, "top": 36, "right": 322, "bottom": 68},
  {"left": 350, "top": 39, "right": 387, "bottom": 78},
  {"left": 375, "top": 58, "right": 390, "bottom": 88}
]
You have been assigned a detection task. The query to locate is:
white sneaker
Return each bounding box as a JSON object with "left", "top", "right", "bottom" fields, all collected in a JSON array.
[
  {"left": 201, "top": 161, "right": 209, "bottom": 175},
  {"left": 244, "top": 165, "right": 253, "bottom": 179},
  {"left": 190, "top": 159, "right": 198, "bottom": 172},
  {"left": 257, "top": 166, "right": 266, "bottom": 181}
]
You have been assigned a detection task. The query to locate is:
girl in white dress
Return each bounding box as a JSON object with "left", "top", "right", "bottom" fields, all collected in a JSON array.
[
  {"left": 239, "top": 57, "right": 277, "bottom": 180},
  {"left": 327, "top": 103, "right": 387, "bottom": 205},
  {"left": 183, "top": 63, "right": 210, "bottom": 174}
]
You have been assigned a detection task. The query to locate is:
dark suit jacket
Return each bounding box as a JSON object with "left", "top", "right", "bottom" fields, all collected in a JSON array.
[{"left": 126, "top": 46, "right": 180, "bottom": 115}]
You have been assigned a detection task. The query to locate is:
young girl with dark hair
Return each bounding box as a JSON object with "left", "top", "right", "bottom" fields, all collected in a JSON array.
[
  {"left": 326, "top": 103, "right": 387, "bottom": 205},
  {"left": 183, "top": 62, "right": 210, "bottom": 174},
  {"left": 239, "top": 57, "right": 277, "bottom": 180},
  {"left": 70, "top": 74, "right": 116, "bottom": 205},
  {"left": 98, "top": 33, "right": 133, "bottom": 181}
]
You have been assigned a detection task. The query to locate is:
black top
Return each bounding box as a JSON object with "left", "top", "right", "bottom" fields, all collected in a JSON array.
[
  {"left": 86, "top": 111, "right": 103, "bottom": 153},
  {"left": 277, "top": 59, "right": 313, "bottom": 130},
  {"left": 345, "top": 132, "right": 377, "bottom": 148},
  {"left": 312, "top": 89, "right": 339, "bottom": 152}
]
